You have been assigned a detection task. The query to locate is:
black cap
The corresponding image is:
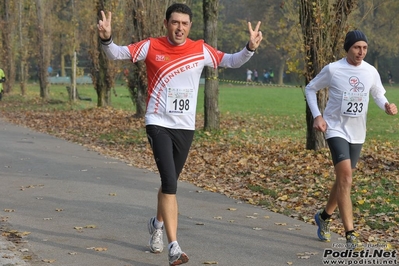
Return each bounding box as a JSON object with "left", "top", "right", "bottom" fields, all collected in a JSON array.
[{"left": 344, "top": 30, "right": 368, "bottom": 52}]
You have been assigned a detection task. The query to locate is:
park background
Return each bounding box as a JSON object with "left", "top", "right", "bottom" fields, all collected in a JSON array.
[
  {"left": 0, "top": 0, "right": 399, "bottom": 251},
  {"left": 1, "top": 0, "right": 399, "bottom": 89}
]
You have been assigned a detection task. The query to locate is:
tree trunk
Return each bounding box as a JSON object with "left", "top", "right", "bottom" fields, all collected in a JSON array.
[
  {"left": 371, "top": 51, "right": 379, "bottom": 69},
  {"left": 35, "top": 0, "right": 51, "bottom": 99},
  {"left": 18, "top": 0, "right": 29, "bottom": 96},
  {"left": 90, "top": 0, "right": 115, "bottom": 107},
  {"left": 277, "top": 57, "right": 285, "bottom": 85},
  {"left": 127, "top": 0, "right": 173, "bottom": 117},
  {"left": 300, "top": 0, "right": 357, "bottom": 150},
  {"left": 203, "top": 0, "right": 220, "bottom": 130},
  {"left": 93, "top": 40, "right": 112, "bottom": 107},
  {"left": 130, "top": 61, "right": 147, "bottom": 117},
  {"left": 61, "top": 54, "right": 66, "bottom": 77},
  {"left": 0, "top": 1, "right": 16, "bottom": 94}
]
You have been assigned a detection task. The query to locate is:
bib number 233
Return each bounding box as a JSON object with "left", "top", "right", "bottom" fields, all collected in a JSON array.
[
  {"left": 341, "top": 91, "right": 368, "bottom": 117},
  {"left": 166, "top": 88, "right": 195, "bottom": 115}
]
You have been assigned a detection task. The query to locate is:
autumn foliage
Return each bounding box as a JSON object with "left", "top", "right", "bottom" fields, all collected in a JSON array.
[{"left": 1, "top": 103, "right": 398, "bottom": 250}]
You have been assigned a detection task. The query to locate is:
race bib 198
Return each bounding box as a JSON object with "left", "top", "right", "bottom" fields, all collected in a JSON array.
[
  {"left": 341, "top": 91, "right": 368, "bottom": 117},
  {"left": 166, "top": 87, "right": 195, "bottom": 115}
]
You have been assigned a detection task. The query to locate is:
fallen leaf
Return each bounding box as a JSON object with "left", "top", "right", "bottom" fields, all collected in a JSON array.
[
  {"left": 87, "top": 247, "right": 108, "bottom": 251},
  {"left": 85, "top": 225, "right": 97, "bottom": 228},
  {"left": 277, "top": 195, "right": 288, "bottom": 201},
  {"left": 3, "top": 100, "right": 399, "bottom": 250},
  {"left": 357, "top": 199, "right": 365, "bottom": 205},
  {"left": 42, "top": 259, "right": 56, "bottom": 263},
  {"left": 19, "top": 231, "right": 31, "bottom": 236}
]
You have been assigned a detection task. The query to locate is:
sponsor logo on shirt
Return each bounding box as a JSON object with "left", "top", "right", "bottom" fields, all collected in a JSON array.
[
  {"left": 348, "top": 76, "right": 365, "bottom": 92},
  {"left": 155, "top": 55, "right": 170, "bottom": 61}
]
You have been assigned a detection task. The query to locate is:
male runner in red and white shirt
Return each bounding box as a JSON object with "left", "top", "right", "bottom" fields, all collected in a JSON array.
[{"left": 98, "top": 3, "right": 262, "bottom": 265}]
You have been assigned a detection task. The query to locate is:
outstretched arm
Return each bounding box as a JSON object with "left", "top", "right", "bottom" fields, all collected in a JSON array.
[
  {"left": 217, "top": 21, "right": 263, "bottom": 68},
  {"left": 97, "top": 11, "right": 112, "bottom": 40},
  {"left": 247, "top": 21, "right": 263, "bottom": 51},
  {"left": 98, "top": 10, "right": 132, "bottom": 60}
]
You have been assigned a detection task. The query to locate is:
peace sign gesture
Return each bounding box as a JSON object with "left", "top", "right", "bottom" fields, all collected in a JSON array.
[
  {"left": 97, "top": 11, "right": 112, "bottom": 40},
  {"left": 247, "top": 21, "right": 263, "bottom": 51}
]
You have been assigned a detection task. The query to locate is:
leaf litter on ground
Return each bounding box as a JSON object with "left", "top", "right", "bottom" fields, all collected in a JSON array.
[{"left": 1, "top": 105, "right": 398, "bottom": 250}]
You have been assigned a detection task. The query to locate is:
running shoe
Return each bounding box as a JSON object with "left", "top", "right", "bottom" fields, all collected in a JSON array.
[
  {"left": 148, "top": 217, "right": 164, "bottom": 253},
  {"left": 169, "top": 244, "right": 189, "bottom": 266},
  {"left": 346, "top": 231, "right": 363, "bottom": 250},
  {"left": 314, "top": 210, "right": 331, "bottom": 242}
]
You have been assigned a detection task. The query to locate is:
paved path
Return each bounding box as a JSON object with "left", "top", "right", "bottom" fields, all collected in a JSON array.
[{"left": 0, "top": 118, "right": 341, "bottom": 266}]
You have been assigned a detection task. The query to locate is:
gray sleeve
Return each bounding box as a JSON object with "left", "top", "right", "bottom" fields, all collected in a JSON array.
[
  {"left": 219, "top": 47, "right": 254, "bottom": 68},
  {"left": 101, "top": 41, "right": 132, "bottom": 61}
]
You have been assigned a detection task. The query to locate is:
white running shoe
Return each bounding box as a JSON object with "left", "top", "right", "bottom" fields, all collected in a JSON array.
[
  {"left": 168, "top": 243, "right": 189, "bottom": 266},
  {"left": 148, "top": 217, "right": 164, "bottom": 253}
]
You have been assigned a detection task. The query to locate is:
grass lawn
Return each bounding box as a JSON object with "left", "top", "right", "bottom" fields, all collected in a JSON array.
[
  {"left": 1, "top": 82, "right": 399, "bottom": 247},
  {"left": 12, "top": 82, "right": 399, "bottom": 142}
]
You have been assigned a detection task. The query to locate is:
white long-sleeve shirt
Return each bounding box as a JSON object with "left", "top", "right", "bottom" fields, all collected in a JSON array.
[
  {"left": 102, "top": 37, "right": 254, "bottom": 130},
  {"left": 305, "top": 58, "right": 388, "bottom": 144}
]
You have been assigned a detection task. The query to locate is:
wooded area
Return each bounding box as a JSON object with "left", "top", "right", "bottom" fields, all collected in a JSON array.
[
  {"left": 1, "top": 0, "right": 399, "bottom": 149},
  {"left": 2, "top": 0, "right": 399, "bottom": 88}
]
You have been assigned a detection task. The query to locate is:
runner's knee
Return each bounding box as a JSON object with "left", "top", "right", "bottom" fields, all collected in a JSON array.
[{"left": 161, "top": 178, "right": 177, "bottom": 194}]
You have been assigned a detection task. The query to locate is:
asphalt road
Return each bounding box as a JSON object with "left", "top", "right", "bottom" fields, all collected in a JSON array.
[{"left": 0, "top": 118, "right": 342, "bottom": 266}]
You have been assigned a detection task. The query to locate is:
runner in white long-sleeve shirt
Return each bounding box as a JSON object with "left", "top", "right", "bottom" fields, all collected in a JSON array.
[
  {"left": 305, "top": 30, "right": 397, "bottom": 249},
  {"left": 98, "top": 3, "right": 263, "bottom": 265}
]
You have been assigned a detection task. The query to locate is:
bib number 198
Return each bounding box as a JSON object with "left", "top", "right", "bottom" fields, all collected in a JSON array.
[
  {"left": 166, "top": 87, "right": 195, "bottom": 115},
  {"left": 173, "top": 99, "right": 190, "bottom": 111}
]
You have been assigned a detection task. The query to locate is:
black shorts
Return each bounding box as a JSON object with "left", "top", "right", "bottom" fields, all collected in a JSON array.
[
  {"left": 146, "top": 125, "right": 194, "bottom": 194},
  {"left": 327, "top": 137, "right": 363, "bottom": 169}
]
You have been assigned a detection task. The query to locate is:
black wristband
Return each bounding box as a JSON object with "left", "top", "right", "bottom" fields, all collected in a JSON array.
[
  {"left": 100, "top": 36, "right": 113, "bottom": 45},
  {"left": 246, "top": 42, "right": 256, "bottom": 52}
]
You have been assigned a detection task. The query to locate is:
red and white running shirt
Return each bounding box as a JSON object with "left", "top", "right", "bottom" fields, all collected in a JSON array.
[{"left": 102, "top": 37, "right": 254, "bottom": 130}]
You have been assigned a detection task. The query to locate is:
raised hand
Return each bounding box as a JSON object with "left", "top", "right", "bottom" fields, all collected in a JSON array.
[
  {"left": 247, "top": 21, "right": 263, "bottom": 51},
  {"left": 97, "top": 11, "right": 112, "bottom": 40}
]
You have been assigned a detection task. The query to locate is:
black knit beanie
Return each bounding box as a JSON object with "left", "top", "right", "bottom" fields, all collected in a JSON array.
[{"left": 344, "top": 30, "right": 368, "bottom": 52}]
